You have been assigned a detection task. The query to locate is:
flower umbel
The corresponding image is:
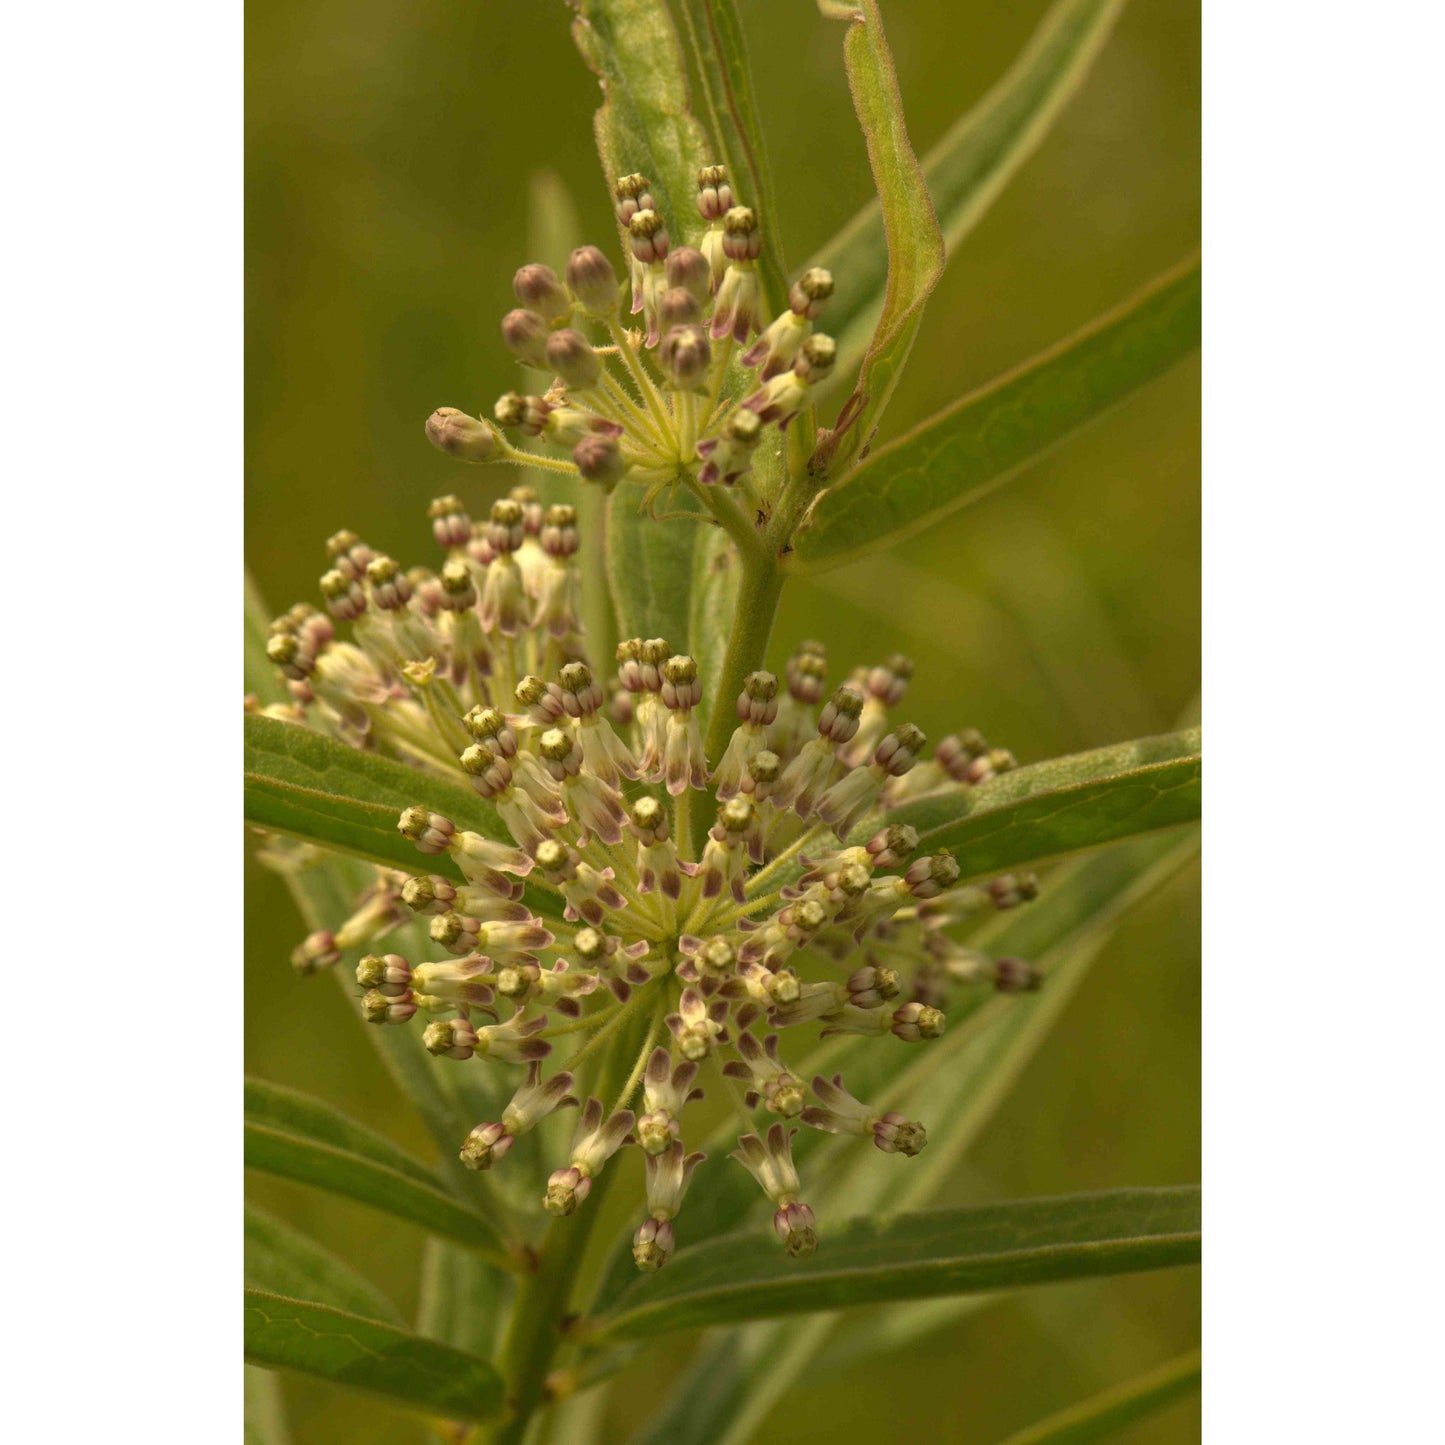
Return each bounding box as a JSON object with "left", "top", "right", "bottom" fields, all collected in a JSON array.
[
  {"left": 421, "top": 164, "right": 841, "bottom": 514},
  {"left": 255, "top": 229, "right": 1039, "bottom": 1270}
]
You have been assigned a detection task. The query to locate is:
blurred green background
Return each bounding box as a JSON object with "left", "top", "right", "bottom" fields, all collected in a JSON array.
[{"left": 245, "top": 1, "right": 1200, "bottom": 1440}]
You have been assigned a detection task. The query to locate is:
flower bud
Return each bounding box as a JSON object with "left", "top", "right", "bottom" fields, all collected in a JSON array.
[
  {"left": 659, "top": 324, "right": 711, "bottom": 392},
  {"left": 696, "top": 164, "right": 733, "bottom": 222},
  {"left": 501, "top": 308, "right": 550, "bottom": 367},
  {"left": 614, "top": 173, "right": 654, "bottom": 223},
  {"left": 658, "top": 285, "right": 703, "bottom": 330},
  {"left": 513, "top": 263, "right": 571, "bottom": 324},
  {"left": 425, "top": 408, "right": 500, "bottom": 463},
  {"left": 545, "top": 328, "right": 601, "bottom": 390},
  {"left": 566, "top": 245, "right": 620, "bottom": 315},
  {"left": 790, "top": 268, "right": 834, "bottom": 319},
  {"left": 665, "top": 246, "right": 711, "bottom": 304},
  {"left": 628, "top": 210, "right": 670, "bottom": 265},
  {"left": 794, "top": 333, "right": 836, "bottom": 384},
  {"left": 573, "top": 432, "right": 627, "bottom": 486}
]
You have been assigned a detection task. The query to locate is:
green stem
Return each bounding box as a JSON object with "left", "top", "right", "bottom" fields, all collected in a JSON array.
[{"left": 703, "top": 553, "right": 784, "bottom": 768}]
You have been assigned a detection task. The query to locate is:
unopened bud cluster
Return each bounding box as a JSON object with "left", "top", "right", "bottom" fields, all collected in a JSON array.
[
  {"left": 254, "top": 496, "right": 1039, "bottom": 1269},
  {"left": 424, "top": 164, "right": 841, "bottom": 505}
]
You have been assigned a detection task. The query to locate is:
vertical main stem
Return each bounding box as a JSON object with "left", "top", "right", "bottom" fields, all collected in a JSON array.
[{"left": 703, "top": 554, "right": 784, "bottom": 770}]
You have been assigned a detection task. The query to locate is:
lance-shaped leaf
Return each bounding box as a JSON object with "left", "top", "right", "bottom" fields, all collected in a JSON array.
[
  {"left": 243, "top": 713, "right": 564, "bottom": 922},
  {"left": 245, "top": 1204, "right": 403, "bottom": 1324},
  {"left": 812, "top": 0, "right": 944, "bottom": 480},
  {"left": 570, "top": 0, "right": 711, "bottom": 229},
  {"left": 793, "top": 256, "right": 1201, "bottom": 570},
  {"left": 244, "top": 1289, "right": 504, "bottom": 1423},
  {"left": 812, "top": 0, "right": 1129, "bottom": 391},
  {"left": 589, "top": 1185, "right": 1199, "bottom": 1339},
  {"left": 879, "top": 727, "right": 1201, "bottom": 878},
  {"left": 674, "top": 0, "right": 790, "bottom": 311},
  {"left": 999, "top": 1347, "right": 1202, "bottom": 1444},
  {"left": 244, "top": 1078, "right": 506, "bottom": 1255}
]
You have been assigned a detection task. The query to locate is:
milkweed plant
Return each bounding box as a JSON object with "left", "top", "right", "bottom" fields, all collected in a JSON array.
[{"left": 244, "top": 2, "right": 1202, "bottom": 1442}]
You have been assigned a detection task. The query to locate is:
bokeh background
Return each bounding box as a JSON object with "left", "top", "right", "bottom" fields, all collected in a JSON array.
[{"left": 245, "top": 1, "right": 1200, "bottom": 1440}]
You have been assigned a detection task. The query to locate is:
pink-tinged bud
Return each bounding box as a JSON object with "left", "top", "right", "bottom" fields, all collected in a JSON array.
[
  {"left": 573, "top": 432, "right": 627, "bottom": 486},
  {"left": 513, "top": 263, "right": 571, "bottom": 324},
  {"left": 659, "top": 324, "right": 711, "bottom": 391},
  {"left": 696, "top": 164, "right": 733, "bottom": 222},
  {"left": 566, "top": 244, "right": 620, "bottom": 314},
  {"left": 398, "top": 806, "right": 456, "bottom": 855},
  {"left": 721, "top": 205, "right": 761, "bottom": 263},
  {"left": 614, "top": 173, "right": 654, "bottom": 224},
  {"left": 872, "top": 1113, "right": 927, "bottom": 1157},
  {"left": 658, "top": 285, "right": 703, "bottom": 330},
  {"left": 355, "top": 953, "right": 411, "bottom": 994},
  {"left": 425, "top": 495, "right": 472, "bottom": 551},
  {"left": 362, "top": 987, "right": 417, "bottom": 1025},
  {"left": 460, "top": 1121, "right": 514, "bottom": 1171},
  {"left": 628, "top": 209, "right": 670, "bottom": 265},
  {"left": 425, "top": 407, "right": 501, "bottom": 463},
  {"left": 994, "top": 956, "right": 1043, "bottom": 993},
  {"left": 891, "top": 1001, "right": 946, "bottom": 1041},
  {"left": 790, "top": 267, "right": 834, "bottom": 320},
  {"left": 793, "top": 333, "right": 836, "bottom": 385},
  {"left": 500, "top": 308, "right": 549, "bottom": 367},
  {"left": 545, "top": 328, "right": 601, "bottom": 390},
  {"left": 291, "top": 930, "right": 340, "bottom": 975},
  {"left": 773, "top": 1201, "right": 818, "bottom": 1258},
  {"left": 666, "top": 246, "right": 712, "bottom": 303},
  {"left": 633, "top": 1216, "right": 675, "bottom": 1273}
]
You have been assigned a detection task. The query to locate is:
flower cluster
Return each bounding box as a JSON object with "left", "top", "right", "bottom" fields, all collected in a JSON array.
[
  {"left": 252, "top": 488, "right": 1042, "bottom": 1271},
  {"left": 422, "top": 163, "right": 839, "bottom": 508}
]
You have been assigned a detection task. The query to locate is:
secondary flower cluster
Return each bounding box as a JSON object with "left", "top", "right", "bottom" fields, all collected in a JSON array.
[
  {"left": 423, "top": 163, "right": 838, "bottom": 504},
  {"left": 253, "top": 492, "right": 1041, "bottom": 1270}
]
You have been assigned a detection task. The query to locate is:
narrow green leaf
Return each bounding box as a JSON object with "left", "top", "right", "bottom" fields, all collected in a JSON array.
[
  {"left": 593, "top": 1186, "right": 1199, "bottom": 1339},
  {"left": 245, "top": 1204, "right": 403, "bottom": 1324},
  {"left": 998, "top": 1347, "right": 1201, "bottom": 1445},
  {"left": 690, "top": 519, "right": 742, "bottom": 712},
  {"left": 813, "top": 0, "right": 1129, "bottom": 394},
  {"left": 813, "top": 0, "right": 944, "bottom": 479},
  {"left": 244, "top": 1079, "right": 504, "bottom": 1254},
  {"left": 793, "top": 257, "right": 1201, "bottom": 571},
  {"left": 245, "top": 1078, "right": 445, "bottom": 1189},
  {"left": 244, "top": 1364, "right": 292, "bottom": 1445},
  {"left": 244, "top": 714, "right": 564, "bottom": 922},
  {"left": 874, "top": 727, "right": 1201, "bottom": 880},
  {"left": 674, "top": 0, "right": 790, "bottom": 310},
  {"left": 244, "top": 1288, "right": 504, "bottom": 1423},
  {"left": 569, "top": 0, "right": 711, "bottom": 229},
  {"left": 605, "top": 490, "right": 700, "bottom": 647},
  {"left": 245, "top": 572, "right": 289, "bottom": 707},
  {"left": 417, "top": 1237, "right": 507, "bottom": 1360},
  {"left": 245, "top": 713, "right": 491, "bottom": 880}
]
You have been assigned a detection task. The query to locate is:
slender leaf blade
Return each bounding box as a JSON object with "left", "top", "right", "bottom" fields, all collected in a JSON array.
[
  {"left": 813, "top": 0, "right": 1129, "bottom": 391},
  {"left": 593, "top": 1186, "right": 1199, "bottom": 1339},
  {"left": 876, "top": 727, "right": 1201, "bottom": 879},
  {"left": 245, "top": 1078, "right": 444, "bottom": 1189},
  {"left": 570, "top": 0, "right": 711, "bottom": 229},
  {"left": 245, "top": 1204, "right": 403, "bottom": 1324},
  {"left": 244, "top": 714, "right": 563, "bottom": 921},
  {"left": 244, "top": 1289, "right": 504, "bottom": 1423},
  {"left": 244, "top": 713, "right": 491, "bottom": 880},
  {"left": 796, "top": 257, "right": 1201, "bottom": 570},
  {"left": 813, "top": 0, "right": 944, "bottom": 478},
  {"left": 417, "top": 1237, "right": 507, "bottom": 1359},
  {"left": 244, "top": 1079, "right": 503, "bottom": 1253},
  {"left": 999, "top": 1347, "right": 1201, "bottom": 1445},
  {"left": 674, "top": 0, "right": 790, "bottom": 310}
]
